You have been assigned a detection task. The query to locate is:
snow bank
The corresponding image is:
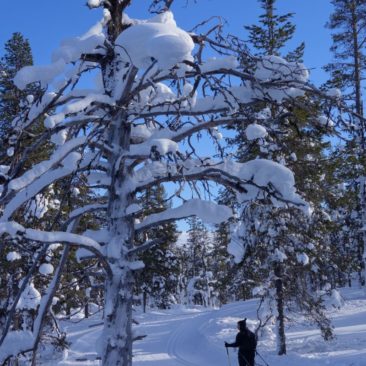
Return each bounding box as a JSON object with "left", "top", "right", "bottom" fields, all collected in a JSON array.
[{"left": 0, "top": 331, "right": 34, "bottom": 363}]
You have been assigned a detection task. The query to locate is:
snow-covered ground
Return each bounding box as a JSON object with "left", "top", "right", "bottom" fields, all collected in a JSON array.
[{"left": 56, "top": 287, "right": 366, "bottom": 366}]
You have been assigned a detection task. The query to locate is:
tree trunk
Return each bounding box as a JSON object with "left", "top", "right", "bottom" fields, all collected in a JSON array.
[
  {"left": 101, "top": 177, "right": 135, "bottom": 366},
  {"left": 84, "top": 303, "right": 89, "bottom": 319},
  {"left": 274, "top": 263, "right": 286, "bottom": 355},
  {"left": 350, "top": 0, "right": 366, "bottom": 289},
  {"left": 101, "top": 264, "right": 134, "bottom": 366},
  {"left": 143, "top": 292, "right": 147, "bottom": 314},
  {"left": 350, "top": 0, "right": 363, "bottom": 117},
  {"left": 100, "top": 97, "right": 135, "bottom": 365}
]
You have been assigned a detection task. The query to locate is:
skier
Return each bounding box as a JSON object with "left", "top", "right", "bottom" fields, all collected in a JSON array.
[{"left": 225, "top": 318, "right": 257, "bottom": 366}]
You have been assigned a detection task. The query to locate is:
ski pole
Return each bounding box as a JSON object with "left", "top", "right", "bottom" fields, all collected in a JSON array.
[
  {"left": 226, "top": 346, "right": 231, "bottom": 366},
  {"left": 255, "top": 350, "right": 270, "bottom": 366}
]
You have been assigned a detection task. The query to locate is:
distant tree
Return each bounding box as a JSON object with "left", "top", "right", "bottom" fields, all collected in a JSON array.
[
  {"left": 0, "top": 32, "right": 33, "bottom": 144},
  {"left": 135, "top": 184, "right": 179, "bottom": 311},
  {"left": 325, "top": 0, "right": 366, "bottom": 115},
  {"left": 184, "top": 217, "right": 214, "bottom": 306},
  {"left": 244, "top": 0, "right": 305, "bottom": 60}
]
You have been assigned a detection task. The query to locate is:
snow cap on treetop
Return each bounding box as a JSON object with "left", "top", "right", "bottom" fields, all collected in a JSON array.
[{"left": 115, "top": 11, "right": 194, "bottom": 71}]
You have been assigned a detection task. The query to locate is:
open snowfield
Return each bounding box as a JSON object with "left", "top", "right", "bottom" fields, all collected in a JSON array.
[{"left": 56, "top": 287, "right": 366, "bottom": 366}]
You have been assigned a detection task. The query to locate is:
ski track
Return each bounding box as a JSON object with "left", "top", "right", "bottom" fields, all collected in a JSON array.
[
  {"left": 134, "top": 301, "right": 249, "bottom": 366},
  {"left": 54, "top": 288, "right": 366, "bottom": 366}
]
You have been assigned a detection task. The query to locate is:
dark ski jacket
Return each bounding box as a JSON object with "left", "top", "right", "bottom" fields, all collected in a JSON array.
[{"left": 226, "top": 328, "right": 257, "bottom": 354}]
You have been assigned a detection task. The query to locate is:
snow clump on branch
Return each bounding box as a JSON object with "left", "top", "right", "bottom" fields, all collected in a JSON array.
[
  {"left": 255, "top": 55, "right": 309, "bottom": 83},
  {"left": 115, "top": 11, "right": 194, "bottom": 71},
  {"left": 245, "top": 123, "right": 268, "bottom": 140}
]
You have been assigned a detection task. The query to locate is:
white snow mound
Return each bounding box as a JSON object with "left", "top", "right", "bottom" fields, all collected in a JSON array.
[{"left": 116, "top": 11, "right": 194, "bottom": 70}]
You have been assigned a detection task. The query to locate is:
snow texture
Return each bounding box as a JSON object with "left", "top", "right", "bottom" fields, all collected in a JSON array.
[
  {"left": 296, "top": 252, "right": 310, "bottom": 265},
  {"left": 8, "top": 137, "right": 86, "bottom": 191},
  {"left": 273, "top": 248, "right": 288, "bottom": 262},
  {"left": 326, "top": 88, "right": 342, "bottom": 98},
  {"left": 115, "top": 11, "right": 194, "bottom": 71},
  {"left": 2, "top": 152, "right": 83, "bottom": 220},
  {"left": 14, "top": 60, "right": 66, "bottom": 90},
  {"left": 17, "top": 282, "right": 41, "bottom": 310},
  {"left": 255, "top": 55, "right": 309, "bottom": 83},
  {"left": 55, "top": 287, "right": 366, "bottom": 366},
  {"left": 245, "top": 123, "right": 268, "bottom": 140},
  {"left": 6, "top": 251, "right": 21, "bottom": 262},
  {"left": 39, "top": 263, "right": 54, "bottom": 276},
  {"left": 0, "top": 221, "right": 103, "bottom": 253},
  {"left": 52, "top": 35, "right": 105, "bottom": 64},
  {"left": 200, "top": 56, "right": 239, "bottom": 73},
  {"left": 0, "top": 331, "right": 34, "bottom": 363},
  {"left": 88, "top": 0, "right": 102, "bottom": 8},
  {"left": 129, "top": 138, "right": 178, "bottom": 156},
  {"left": 318, "top": 115, "right": 335, "bottom": 127},
  {"left": 136, "top": 199, "right": 232, "bottom": 230}
]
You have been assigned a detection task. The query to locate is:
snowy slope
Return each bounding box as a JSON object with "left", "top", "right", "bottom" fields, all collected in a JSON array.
[{"left": 56, "top": 288, "right": 366, "bottom": 366}]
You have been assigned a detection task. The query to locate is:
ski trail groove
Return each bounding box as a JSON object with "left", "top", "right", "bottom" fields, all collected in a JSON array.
[
  {"left": 165, "top": 302, "right": 255, "bottom": 366},
  {"left": 166, "top": 315, "right": 201, "bottom": 366}
]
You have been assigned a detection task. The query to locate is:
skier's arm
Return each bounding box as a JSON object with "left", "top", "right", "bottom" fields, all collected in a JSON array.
[{"left": 225, "top": 334, "right": 241, "bottom": 348}]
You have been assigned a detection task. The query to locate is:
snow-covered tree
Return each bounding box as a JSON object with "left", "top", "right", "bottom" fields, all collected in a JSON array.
[
  {"left": 0, "top": 1, "right": 330, "bottom": 365},
  {"left": 0, "top": 33, "right": 67, "bottom": 364},
  {"left": 184, "top": 217, "right": 214, "bottom": 306},
  {"left": 325, "top": 0, "right": 366, "bottom": 287},
  {"left": 134, "top": 184, "right": 179, "bottom": 310},
  {"left": 223, "top": 0, "right": 336, "bottom": 355},
  {"left": 0, "top": 33, "right": 34, "bottom": 148}
]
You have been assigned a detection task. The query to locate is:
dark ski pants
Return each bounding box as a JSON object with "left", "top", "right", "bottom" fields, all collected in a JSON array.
[{"left": 238, "top": 351, "right": 255, "bottom": 366}]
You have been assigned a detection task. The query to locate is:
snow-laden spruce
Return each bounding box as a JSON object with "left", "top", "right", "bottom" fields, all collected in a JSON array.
[{"left": 0, "top": 2, "right": 325, "bottom": 365}]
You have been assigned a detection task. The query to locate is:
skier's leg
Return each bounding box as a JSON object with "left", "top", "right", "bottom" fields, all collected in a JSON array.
[{"left": 238, "top": 354, "right": 246, "bottom": 366}]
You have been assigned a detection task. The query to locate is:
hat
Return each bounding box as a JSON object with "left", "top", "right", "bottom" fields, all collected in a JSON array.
[{"left": 237, "top": 318, "right": 247, "bottom": 331}]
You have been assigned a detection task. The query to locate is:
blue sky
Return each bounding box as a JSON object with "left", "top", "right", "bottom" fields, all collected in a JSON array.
[
  {"left": 0, "top": 0, "right": 333, "bottom": 84},
  {"left": 0, "top": 0, "right": 334, "bottom": 231}
]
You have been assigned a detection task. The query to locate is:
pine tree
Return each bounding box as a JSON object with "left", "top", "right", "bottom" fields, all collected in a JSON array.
[
  {"left": 0, "top": 33, "right": 62, "bottom": 364},
  {"left": 0, "top": 33, "right": 95, "bottom": 363},
  {"left": 325, "top": 0, "right": 366, "bottom": 115},
  {"left": 325, "top": 0, "right": 366, "bottom": 287},
  {"left": 0, "top": 33, "right": 35, "bottom": 330},
  {"left": 181, "top": 217, "right": 214, "bottom": 307},
  {"left": 244, "top": 0, "right": 304, "bottom": 60},
  {"left": 0, "top": 33, "right": 33, "bottom": 143},
  {"left": 135, "top": 184, "right": 179, "bottom": 310},
  {"left": 225, "top": 0, "right": 335, "bottom": 355}
]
